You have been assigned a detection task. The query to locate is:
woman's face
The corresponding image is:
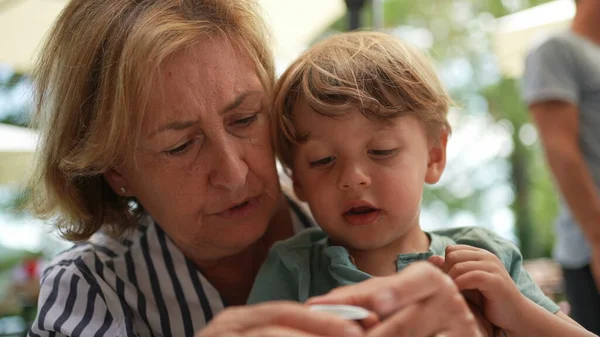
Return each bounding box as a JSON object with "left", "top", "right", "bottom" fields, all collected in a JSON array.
[{"left": 107, "top": 37, "right": 281, "bottom": 262}]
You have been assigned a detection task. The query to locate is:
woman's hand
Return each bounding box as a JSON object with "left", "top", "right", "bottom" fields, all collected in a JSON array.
[
  {"left": 307, "top": 261, "right": 483, "bottom": 337},
  {"left": 197, "top": 301, "right": 366, "bottom": 337}
]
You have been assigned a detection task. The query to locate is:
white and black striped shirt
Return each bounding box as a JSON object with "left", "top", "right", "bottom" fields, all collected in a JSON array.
[{"left": 29, "top": 197, "right": 313, "bottom": 337}]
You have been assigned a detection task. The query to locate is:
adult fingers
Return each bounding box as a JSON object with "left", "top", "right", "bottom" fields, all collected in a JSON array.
[
  {"left": 307, "top": 262, "right": 457, "bottom": 318},
  {"left": 201, "top": 302, "right": 364, "bottom": 337},
  {"left": 217, "top": 326, "right": 339, "bottom": 337},
  {"left": 243, "top": 326, "right": 340, "bottom": 337},
  {"left": 444, "top": 319, "right": 486, "bottom": 337},
  {"left": 358, "top": 314, "right": 380, "bottom": 331},
  {"left": 366, "top": 286, "right": 477, "bottom": 337}
]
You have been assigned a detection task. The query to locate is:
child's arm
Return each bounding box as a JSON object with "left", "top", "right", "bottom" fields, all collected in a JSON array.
[
  {"left": 440, "top": 245, "right": 594, "bottom": 337},
  {"left": 505, "top": 298, "right": 594, "bottom": 337}
]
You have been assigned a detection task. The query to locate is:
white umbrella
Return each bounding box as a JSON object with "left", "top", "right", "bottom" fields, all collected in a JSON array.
[
  {"left": 0, "top": 0, "right": 68, "bottom": 73},
  {"left": 0, "top": 123, "right": 38, "bottom": 185},
  {"left": 0, "top": 0, "right": 345, "bottom": 74},
  {"left": 492, "top": 0, "right": 575, "bottom": 78},
  {"left": 261, "top": 0, "right": 345, "bottom": 71}
]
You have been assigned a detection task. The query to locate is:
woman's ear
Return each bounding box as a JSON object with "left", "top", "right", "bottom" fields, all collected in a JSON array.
[
  {"left": 104, "top": 168, "right": 134, "bottom": 197},
  {"left": 425, "top": 130, "right": 448, "bottom": 184}
]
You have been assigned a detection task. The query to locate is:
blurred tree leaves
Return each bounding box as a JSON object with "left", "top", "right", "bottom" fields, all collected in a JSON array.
[{"left": 0, "top": 70, "right": 29, "bottom": 127}]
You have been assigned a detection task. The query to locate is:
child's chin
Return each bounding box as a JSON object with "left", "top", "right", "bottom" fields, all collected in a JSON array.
[{"left": 338, "top": 237, "right": 389, "bottom": 251}]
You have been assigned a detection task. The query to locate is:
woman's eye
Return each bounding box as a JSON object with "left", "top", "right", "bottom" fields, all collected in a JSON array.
[
  {"left": 368, "top": 149, "right": 398, "bottom": 157},
  {"left": 232, "top": 114, "right": 258, "bottom": 127},
  {"left": 309, "top": 156, "right": 335, "bottom": 167},
  {"left": 165, "top": 141, "right": 193, "bottom": 156}
]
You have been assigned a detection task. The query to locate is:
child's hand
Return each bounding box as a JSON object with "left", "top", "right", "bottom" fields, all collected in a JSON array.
[{"left": 431, "top": 245, "right": 529, "bottom": 332}]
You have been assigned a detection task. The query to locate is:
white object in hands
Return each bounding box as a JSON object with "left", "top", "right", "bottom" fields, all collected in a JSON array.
[{"left": 309, "top": 304, "right": 370, "bottom": 320}]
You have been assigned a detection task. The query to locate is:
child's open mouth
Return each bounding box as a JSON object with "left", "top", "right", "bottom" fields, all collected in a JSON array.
[
  {"left": 345, "top": 206, "right": 378, "bottom": 215},
  {"left": 342, "top": 206, "right": 382, "bottom": 226}
]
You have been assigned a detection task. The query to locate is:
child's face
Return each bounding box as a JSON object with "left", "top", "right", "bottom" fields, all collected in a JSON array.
[{"left": 291, "top": 99, "right": 447, "bottom": 250}]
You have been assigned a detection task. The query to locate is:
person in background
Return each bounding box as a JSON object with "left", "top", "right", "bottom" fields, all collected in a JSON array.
[
  {"left": 248, "top": 31, "right": 594, "bottom": 337},
  {"left": 522, "top": 0, "right": 600, "bottom": 334}
]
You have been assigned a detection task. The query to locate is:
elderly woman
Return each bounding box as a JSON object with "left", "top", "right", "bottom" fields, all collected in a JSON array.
[{"left": 27, "top": 0, "right": 485, "bottom": 336}]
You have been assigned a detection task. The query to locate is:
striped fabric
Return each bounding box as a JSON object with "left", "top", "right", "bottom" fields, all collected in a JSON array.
[{"left": 29, "top": 198, "right": 313, "bottom": 337}]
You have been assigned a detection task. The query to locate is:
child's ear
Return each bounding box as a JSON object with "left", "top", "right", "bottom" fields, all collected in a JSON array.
[
  {"left": 292, "top": 175, "right": 307, "bottom": 202},
  {"left": 425, "top": 130, "right": 448, "bottom": 184}
]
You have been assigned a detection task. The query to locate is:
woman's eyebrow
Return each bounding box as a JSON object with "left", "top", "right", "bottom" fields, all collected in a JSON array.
[
  {"left": 149, "top": 120, "right": 198, "bottom": 138},
  {"left": 220, "top": 90, "right": 263, "bottom": 115},
  {"left": 149, "top": 90, "right": 264, "bottom": 138}
]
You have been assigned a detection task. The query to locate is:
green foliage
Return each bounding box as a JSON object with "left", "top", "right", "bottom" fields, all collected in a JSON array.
[
  {"left": 0, "top": 114, "right": 28, "bottom": 127},
  {"left": 483, "top": 76, "right": 558, "bottom": 258},
  {"left": 0, "top": 72, "right": 26, "bottom": 91},
  {"left": 0, "top": 188, "right": 29, "bottom": 217},
  {"left": 0, "top": 250, "right": 41, "bottom": 273},
  {"left": 0, "top": 70, "right": 30, "bottom": 127}
]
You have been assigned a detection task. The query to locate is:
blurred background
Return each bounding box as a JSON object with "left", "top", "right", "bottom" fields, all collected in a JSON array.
[{"left": 0, "top": 0, "right": 574, "bottom": 334}]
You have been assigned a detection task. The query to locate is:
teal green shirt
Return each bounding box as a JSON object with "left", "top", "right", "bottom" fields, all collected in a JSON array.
[{"left": 247, "top": 227, "right": 559, "bottom": 314}]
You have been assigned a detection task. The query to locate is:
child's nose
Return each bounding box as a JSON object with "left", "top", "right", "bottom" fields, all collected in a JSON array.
[{"left": 338, "top": 163, "right": 371, "bottom": 190}]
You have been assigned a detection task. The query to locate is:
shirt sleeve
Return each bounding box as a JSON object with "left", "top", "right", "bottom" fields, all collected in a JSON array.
[
  {"left": 500, "top": 242, "right": 560, "bottom": 313},
  {"left": 522, "top": 37, "right": 580, "bottom": 106},
  {"left": 28, "top": 264, "right": 130, "bottom": 337},
  {"left": 246, "top": 247, "right": 301, "bottom": 304},
  {"left": 457, "top": 228, "right": 560, "bottom": 314}
]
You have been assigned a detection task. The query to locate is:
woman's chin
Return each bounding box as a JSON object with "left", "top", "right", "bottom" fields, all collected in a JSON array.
[{"left": 208, "top": 215, "right": 273, "bottom": 254}]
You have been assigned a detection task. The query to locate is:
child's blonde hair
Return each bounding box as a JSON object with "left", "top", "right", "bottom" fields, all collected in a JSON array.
[{"left": 272, "top": 31, "right": 452, "bottom": 171}]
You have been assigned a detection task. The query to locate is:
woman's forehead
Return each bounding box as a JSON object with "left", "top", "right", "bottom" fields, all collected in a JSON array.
[{"left": 142, "top": 37, "right": 264, "bottom": 135}]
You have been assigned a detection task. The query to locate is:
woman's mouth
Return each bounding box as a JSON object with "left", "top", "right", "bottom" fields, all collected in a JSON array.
[
  {"left": 231, "top": 201, "right": 249, "bottom": 209},
  {"left": 216, "top": 196, "right": 261, "bottom": 219}
]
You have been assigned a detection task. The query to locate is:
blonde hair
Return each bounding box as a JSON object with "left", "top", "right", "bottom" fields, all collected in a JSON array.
[
  {"left": 28, "top": 0, "right": 274, "bottom": 241},
  {"left": 272, "top": 31, "right": 452, "bottom": 172}
]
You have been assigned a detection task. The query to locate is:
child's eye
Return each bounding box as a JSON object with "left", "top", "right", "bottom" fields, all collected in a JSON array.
[
  {"left": 309, "top": 156, "right": 335, "bottom": 167},
  {"left": 368, "top": 149, "right": 398, "bottom": 158}
]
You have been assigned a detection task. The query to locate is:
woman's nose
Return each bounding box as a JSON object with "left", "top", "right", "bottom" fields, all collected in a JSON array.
[{"left": 209, "top": 142, "right": 248, "bottom": 191}]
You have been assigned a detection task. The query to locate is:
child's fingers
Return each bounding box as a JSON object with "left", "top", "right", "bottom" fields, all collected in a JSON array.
[
  {"left": 453, "top": 270, "right": 500, "bottom": 294},
  {"left": 445, "top": 244, "right": 483, "bottom": 253},
  {"left": 462, "top": 289, "right": 485, "bottom": 309},
  {"left": 446, "top": 250, "right": 486, "bottom": 265},
  {"left": 428, "top": 255, "right": 446, "bottom": 270},
  {"left": 445, "top": 248, "right": 501, "bottom": 267},
  {"left": 447, "top": 261, "right": 497, "bottom": 281}
]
